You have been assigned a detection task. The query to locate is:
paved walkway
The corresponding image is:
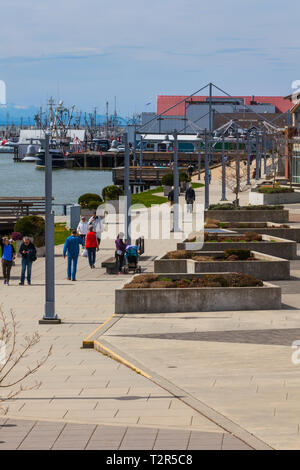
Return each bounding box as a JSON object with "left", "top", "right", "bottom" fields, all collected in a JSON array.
[{"left": 1, "top": 179, "right": 300, "bottom": 449}]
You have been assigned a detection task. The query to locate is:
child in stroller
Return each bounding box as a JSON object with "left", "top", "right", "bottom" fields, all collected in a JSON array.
[{"left": 124, "top": 244, "right": 142, "bottom": 274}]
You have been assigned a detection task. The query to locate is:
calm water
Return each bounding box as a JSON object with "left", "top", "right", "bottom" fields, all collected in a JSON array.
[{"left": 0, "top": 153, "right": 113, "bottom": 214}]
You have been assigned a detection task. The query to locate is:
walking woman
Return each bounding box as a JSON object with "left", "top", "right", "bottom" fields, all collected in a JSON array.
[
  {"left": 0, "top": 237, "right": 16, "bottom": 285},
  {"left": 115, "top": 232, "right": 127, "bottom": 275},
  {"left": 85, "top": 225, "right": 98, "bottom": 269}
]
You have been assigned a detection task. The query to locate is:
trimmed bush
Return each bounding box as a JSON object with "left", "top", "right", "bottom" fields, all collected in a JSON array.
[
  {"left": 14, "top": 215, "right": 45, "bottom": 247},
  {"left": 78, "top": 193, "right": 102, "bottom": 208},
  {"left": 208, "top": 203, "right": 283, "bottom": 211},
  {"left": 124, "top": 273, "right": 263, "bottom": 289},
  {"left": 224, "top": 249, "right": 251, "bottom": 260},
  {"left": 102, "top": 185, "right": 124, "bottom": 201},
  {"left": 258, "top": 186, "right": 294, "bottom": 194},
  {"left": 161, "top": 172, "right": 191, "bottom": 186},
  {"left": 87, "top": 200, "right": 101, "bottom": 210}
]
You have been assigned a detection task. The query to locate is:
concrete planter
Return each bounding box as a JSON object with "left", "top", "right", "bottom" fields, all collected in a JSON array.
[
  {"left": 115, "top": 274, "right": 281, "bottom": 313},
  {"left": 177, "top": 234, "right": 297, "bottom": 259},
  {"left": 224, "top": 222, "right": 300, "bottom": 243},
  {"left": 205, "top": 209, "right": 289, "bottom": 223},
  {"left": 154, "top": 251, "right": 290, "bottom": 280},
  {"left": 249, "top": 190, "right": 300, "bottom": 205}
]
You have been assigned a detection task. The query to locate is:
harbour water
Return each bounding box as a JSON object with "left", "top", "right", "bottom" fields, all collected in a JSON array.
[{"left": 0, "top": 153, "right": 113, "bottom": 214}]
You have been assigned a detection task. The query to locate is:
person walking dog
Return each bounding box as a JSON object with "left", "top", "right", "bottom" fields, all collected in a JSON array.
[
  {"left": 0, "top": 237, "right": 16, "bottom": 285},
  {"left": 19, "top": 236, "right": 36, "bottom": 286},
  {"left": 63, "top": 230, "right": 83, "bottom": 281}
]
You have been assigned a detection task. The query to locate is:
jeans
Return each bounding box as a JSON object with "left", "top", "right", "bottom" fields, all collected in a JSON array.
[
  {"left": 116, "top": 253, "right": 124, "bottom": 272},
  {"left": 21, "top": 258, "right": 32, "bottom": 284},
  {"left": 67, "top": 255, "right": 78, "bottom": 280},
  {"left": 2, "top": 259, "right": 13, "bottom": 282},
  {"left": 87, "top": 248, "right": 96, "bottom": 267}
]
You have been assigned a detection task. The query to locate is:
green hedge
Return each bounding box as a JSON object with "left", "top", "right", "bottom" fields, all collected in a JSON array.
[
  {"left": 102, "top": 185, "right": 124, "bottom": 201},
  {"left": 258, "top": 186, "right": 294, "bottom": 194},
  {"left": 161, "top": 172, "right": 191, "bottom": 186},
  {"left": 14, "top": 215, "right": 45, "bottom": 247},
  {"left": 208, "top": 203, "right": 283, "bottom": 211},
  {"left": 78, "top": 193, "right": 102, "bottom": 208}
]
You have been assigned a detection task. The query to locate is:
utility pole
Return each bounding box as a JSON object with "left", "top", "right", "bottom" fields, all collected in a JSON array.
[
  {"left": 221, "top": 134, "right": 226, "bottom": 201},
  {"left": 196, "top": 132, "right": 201, "bottom": 180},
  {"left": 171, "top": 130, "right": 180, "bottom": 232},
  {"left": 39, "top": 133, "right": 61, "bottom": 324},
  {"left": 124, "top": 132, "right": 131, "bottom": 244},
  {"left": 255, "top": 132, "right": 260, "bottom": 181},
  {"left": 204, "top": 129, "right": 209, "bottom": 209},
  {"left": 246, "top": 135, "right": 251, "bottom": 185},
  {"left": 236, "top": 130, "right": 240, "bottom": 193}
]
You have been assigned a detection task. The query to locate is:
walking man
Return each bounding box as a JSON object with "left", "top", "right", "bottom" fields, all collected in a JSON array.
[
  {"left": 19, "top": 236, "right": 36, "bottom": 286},
  {"left": 77, "top": 216, "right": 88, "bottom": 245},
  {"left": 63, "top": 229, "right": 83, "bottom": 281},
  {"left": 185, "top": 183, "right": 196, "bottom": 214},
  {"left": 1, "top": 237, "right": 16, "bottom": 285}
]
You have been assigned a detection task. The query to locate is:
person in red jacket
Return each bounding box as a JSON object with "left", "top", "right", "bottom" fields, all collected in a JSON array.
[{"left": 85, "top": 225, "right": 98, "bottom": 268}]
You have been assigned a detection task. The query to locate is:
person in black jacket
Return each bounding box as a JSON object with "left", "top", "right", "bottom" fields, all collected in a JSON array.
[
  {"left": 185, "top": 183, "right": 196, "bottom": 213},
  {"left": 0, "top": 237, "right": 16, "bottom": 285},
  {"left": 19, "top": 236, "right": 36, "bottom": 285}
]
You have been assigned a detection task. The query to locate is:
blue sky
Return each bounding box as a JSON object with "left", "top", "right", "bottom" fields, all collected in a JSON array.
[{"left": 0, "top": 0, "right": 299, "bottom": 116}]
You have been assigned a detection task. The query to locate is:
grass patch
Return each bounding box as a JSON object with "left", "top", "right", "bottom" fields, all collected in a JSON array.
[
  {"left": 191, "top": 182, "right": 204, "bottom": 189},
  {"left": 54, "top": 223, "right": 71, "bottom": 246},
  {"left": 131, "top": 187, "right": 167, "bottom": 208}
]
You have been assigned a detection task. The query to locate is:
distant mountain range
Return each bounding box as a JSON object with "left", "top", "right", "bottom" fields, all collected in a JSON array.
[{"left": 0, "top": 104, "right": 128, "bottom": 127}]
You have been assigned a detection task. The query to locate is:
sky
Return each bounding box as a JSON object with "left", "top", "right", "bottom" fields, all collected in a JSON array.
[{"left": 0, "top": 0, "right": 299, "bottom": 117}]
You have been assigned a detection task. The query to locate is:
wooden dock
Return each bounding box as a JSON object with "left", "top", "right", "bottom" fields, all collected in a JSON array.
[{"left": 0, "top": 197, "right": 48, "bottom": 233}]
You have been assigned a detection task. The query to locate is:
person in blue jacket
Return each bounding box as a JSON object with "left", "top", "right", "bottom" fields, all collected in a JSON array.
[
  {"left": 0, "top": 237, "right": 16, "bottom": 285},
  {"left": 63, "top": 230, "right": 83, "bottom": 281}
]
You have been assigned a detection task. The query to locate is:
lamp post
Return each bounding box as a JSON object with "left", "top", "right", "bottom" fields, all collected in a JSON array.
[
  {"left": 124, "top": 132, "right": 131, "bottom": 244},
  {"left": 171, "top": 130, "right": 180, "bottom": 232},
  {"left": 246, "top": 135, "right": 251, "bottom": 185},
  {"left": 255, "top": 132, "right": 260, "bottom": 181},
  {"left": 221, "top": 134, "right": 226, "bottom": 201},
  {"left": 133, "top": 124, "right": 137, "bottom": 165},
  {"left": 236, "top": 130, "right": 240, "bottom": 193},
  {"left": 195, "top": 132, "right": 201, "bottom": 180},
  {"left": 39, "top": 132, "right": 61, "bottom": 324},
  {"left": 204, "top": 129, "right": 209, "bottom": 209}
]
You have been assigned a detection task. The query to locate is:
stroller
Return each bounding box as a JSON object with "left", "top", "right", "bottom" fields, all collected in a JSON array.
[{"left": 124, "top": 245, "right": 142, "bottom": 274}]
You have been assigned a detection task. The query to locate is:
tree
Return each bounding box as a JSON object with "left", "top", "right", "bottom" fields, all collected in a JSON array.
[
  {"left": 0, "top": 307, "right": 51, "bottom": 414},
  {"left": 216, "top": 161, "right": 253, "bottom": 206}
]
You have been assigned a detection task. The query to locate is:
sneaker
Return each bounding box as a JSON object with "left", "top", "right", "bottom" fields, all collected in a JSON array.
[
  {"left": 92, "top": 265, "right": 95, "bottom": 269},
  {"left": 67, "top": 277, "right": 71, "bottom": 280},
  {"left": 72, "top": 279, "right": 76, "bottom": 281},
  {"left": 6, "top": 281, "right": 9, "bottom": 286},
  {"left": 19, "top": 282, "right": 24, "bottom": 285},
  {"left": 3, "top": 280, "right": 6, "bottom": 285}
]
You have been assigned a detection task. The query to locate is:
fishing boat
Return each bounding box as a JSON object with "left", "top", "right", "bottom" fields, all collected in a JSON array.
[
  {"left": 35, "top": 147, "right": 65, "bottom": 168},
  {"left": 22, "top": 144, "right": 41, "bottom": 162},
  {"left": 0, "top": 141, "right": 15, "bottom": 153}
]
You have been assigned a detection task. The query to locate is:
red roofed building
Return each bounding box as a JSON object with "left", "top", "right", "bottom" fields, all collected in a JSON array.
[{"left": 157, "top": 95, "right": 292, "bottom": 116}]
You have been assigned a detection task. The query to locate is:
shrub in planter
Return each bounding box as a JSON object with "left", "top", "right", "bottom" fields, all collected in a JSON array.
[
  {"left": 14, "top": 215, "right": 45, "bottom": 247},
  {"left": 102, "top": 185, "right": 124, "bottom": 201},
  {"left": 258, "top": 186, "right": 294, "bottom": 194},
  {"left": 161, "top": 172, "right": 191, "bottom": 186},
  {"left": 224, "top": 249, "right": 251, "bottom": 260},
  {"left": 78, "top": 193, "right": 102, "bottom": 208},
  {"left": 208, "top": 203, "right": 283, "bottom": 211}
]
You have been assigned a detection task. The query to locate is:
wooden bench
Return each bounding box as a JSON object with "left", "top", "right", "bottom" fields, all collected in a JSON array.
[{"left": 101, "top": 257, "right": 118, "bottom": 274}]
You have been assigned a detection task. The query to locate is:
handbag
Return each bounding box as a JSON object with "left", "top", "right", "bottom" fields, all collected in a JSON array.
[{"left": 81, "top": 249, "right": 88, "bottom": 258}]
